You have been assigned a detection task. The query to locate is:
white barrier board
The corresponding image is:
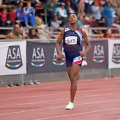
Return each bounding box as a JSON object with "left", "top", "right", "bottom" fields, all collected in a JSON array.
[
  {"left": 0, "top": 41, "right": 26, "bottom": 75},
  {"left": 108, "top": 39, "right": 120, "bottom": 69}
]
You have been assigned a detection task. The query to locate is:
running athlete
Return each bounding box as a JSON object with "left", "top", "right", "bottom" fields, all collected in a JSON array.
[{"left": 56, "top": 13, "right": 91, "bottom": 110}]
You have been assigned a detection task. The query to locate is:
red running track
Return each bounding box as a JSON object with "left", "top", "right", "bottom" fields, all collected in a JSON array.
[{"left": 0, "top": 78, "right": 120, "bottom": 120}]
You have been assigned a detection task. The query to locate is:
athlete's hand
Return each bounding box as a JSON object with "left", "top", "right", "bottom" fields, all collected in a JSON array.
[
  {"left": 57, "top": 53, "right": 62, "bottom": 61},
  {"left": 79, "top": 51, "right": 85, "bottom": 57}
]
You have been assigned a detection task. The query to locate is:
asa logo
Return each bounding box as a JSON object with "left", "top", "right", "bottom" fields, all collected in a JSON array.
[
  {"left": 5, "top": 45, "right": 23, "bottom": 69},
  {"left": 93, "top": 45, "right": 105, "bottom": 63},
  {"left": 31, "top": 47, "right": 46, "bottom": 67},
  {"left": 53, "top": 47, "right": 66, "bottom": 66},
  {"left": 112, "top": 44, "right": 120, "bottom": 64}
]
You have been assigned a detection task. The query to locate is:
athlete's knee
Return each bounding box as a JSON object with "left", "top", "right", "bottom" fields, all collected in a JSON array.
[
  {"left": 71, "top": 71, "right": 79, "bottom": 80},
  {"left": 70, "top": 74, "right": 77, "bottom": 84}
]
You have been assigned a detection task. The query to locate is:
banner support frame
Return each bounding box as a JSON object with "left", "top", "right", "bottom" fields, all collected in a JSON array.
[
  {"left": 108, "top": 68, "right": 112, "bottom": 78},
  {"left": 21, "top": 74, "right": 24, "bottom": 86}
]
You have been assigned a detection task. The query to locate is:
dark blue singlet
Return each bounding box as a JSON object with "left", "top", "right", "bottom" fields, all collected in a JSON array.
[{"left": 63, "top": 27, "right": 83, "bottom": 67}]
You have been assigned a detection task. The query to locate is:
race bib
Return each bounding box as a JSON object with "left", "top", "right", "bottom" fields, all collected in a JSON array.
[{"left": 65, "top": 36, "right": 77, "bottom": 45}]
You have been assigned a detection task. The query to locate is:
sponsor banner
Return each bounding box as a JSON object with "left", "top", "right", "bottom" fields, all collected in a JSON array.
[
  {"left": 0, "top": 40, "right": 111, "bottom": 75},
  {"left": 108, "top": 39, "right": 120, "bottom": 69},
  {"left": 27, "top": 42, "right": 66, "bottom": 74},
  {"left": 82, "top": 40, "right": 108, "bottom": 69},
  {"left": 27, "top": 40, "right": 108, "bottom": 74},
  {"left": 0, "top": 41, "right": 26, "bottom": 75}
]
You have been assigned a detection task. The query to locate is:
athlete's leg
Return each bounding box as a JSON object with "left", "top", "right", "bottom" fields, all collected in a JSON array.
[
  {"left": 69, "top": 63, "right": 80, "bottom": 102},
  {"left": 66, "top": 63, "right": 80, "bottom": 110}
]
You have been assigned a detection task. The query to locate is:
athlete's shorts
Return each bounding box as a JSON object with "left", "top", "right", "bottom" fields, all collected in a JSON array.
[{"left": 65, "top": 51, "right": 83, "bottom": 67}]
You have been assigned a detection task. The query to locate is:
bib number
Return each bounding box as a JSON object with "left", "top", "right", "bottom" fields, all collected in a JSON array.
[{"left": 65, "top": 36, "right": 77, "bottom": 45}]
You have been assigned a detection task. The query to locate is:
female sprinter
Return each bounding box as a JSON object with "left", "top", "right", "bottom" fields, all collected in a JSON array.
[{"left": 56, "top": 13, "right": 91, "bottom": 110}]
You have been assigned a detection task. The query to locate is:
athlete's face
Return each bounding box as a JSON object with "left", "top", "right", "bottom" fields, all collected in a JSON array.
[{"left": 69, "top": 14, "right": 78, "bottom": 24}]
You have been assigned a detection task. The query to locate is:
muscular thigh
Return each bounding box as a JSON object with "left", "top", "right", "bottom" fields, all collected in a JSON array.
[
  {"left": 71, "top": 63, "right": 80, "bottom": 77},
  {"left": 67, "top": 63, "right": 80, "bottom": 81}
]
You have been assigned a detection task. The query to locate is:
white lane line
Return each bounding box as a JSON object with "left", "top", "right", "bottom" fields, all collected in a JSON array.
[
  {"left": 0, "top": 98, "right": 120, "bottom": 116},
  {"left": 35, "top": 107, "right": 120, "bottom": 120},
  {"left": 0, "top": 87, "right": 120, "bottom": 102},
  {"left": 0, "top": 93, "right": 64, "bottom": 102},
  {"left": 1, "top": 86, "right": 120, "bottom": 102},
  {"left": 0, "top": 93, "right": 115, "bottom": 108},
  {"left": 0, "top": 79, "right": 119, "bottom": 99},
  {"left": 0, "top": 78, "right": 119, "bottom": 94}
]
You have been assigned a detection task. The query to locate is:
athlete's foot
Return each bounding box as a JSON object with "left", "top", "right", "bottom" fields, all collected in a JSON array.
[{"left": 66, "top": 102, "right": 74, "bottom": 110}]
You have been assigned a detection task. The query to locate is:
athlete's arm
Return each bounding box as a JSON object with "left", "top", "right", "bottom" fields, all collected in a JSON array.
[
  {"left": 79, "top": 30, "right": 91, "bottom": 57},
  {"left": 56, "top": 29, "right": 64, "bottom": 61}
]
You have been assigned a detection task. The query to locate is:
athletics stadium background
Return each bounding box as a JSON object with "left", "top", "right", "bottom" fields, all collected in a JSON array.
[{"left": 0, "top": 37, "right": 120, "bottom": 87}]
